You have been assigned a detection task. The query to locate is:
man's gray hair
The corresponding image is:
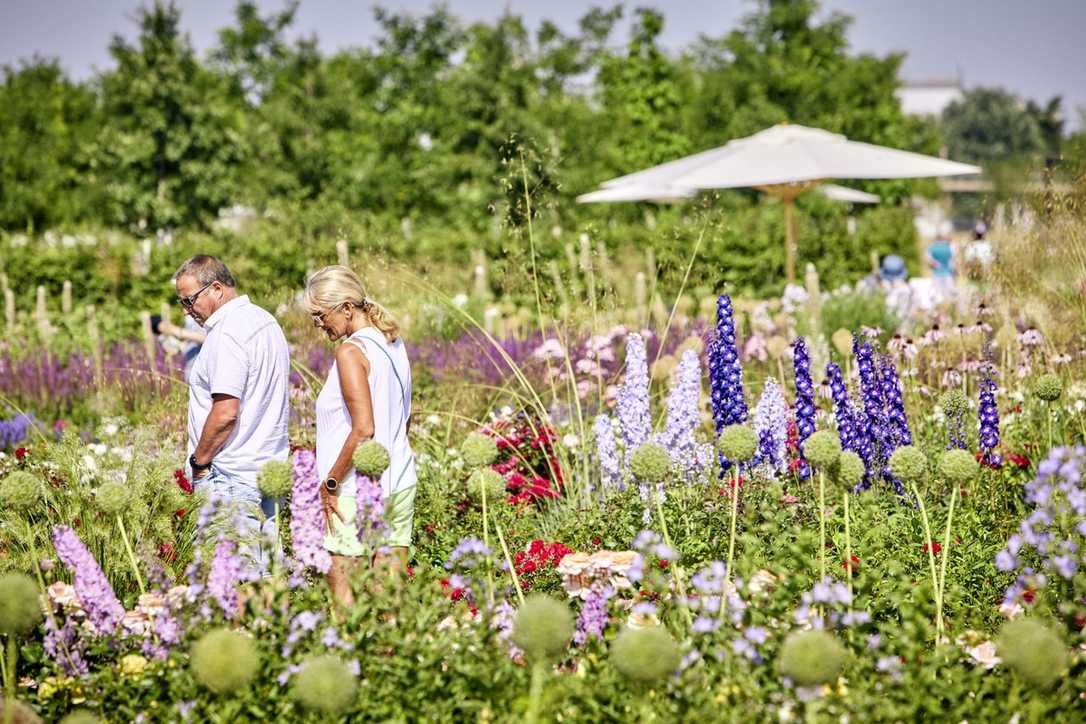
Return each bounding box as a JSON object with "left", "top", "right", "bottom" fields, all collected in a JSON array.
[{"left": 172, "top": 255, "right": 236, "bottom": 288}]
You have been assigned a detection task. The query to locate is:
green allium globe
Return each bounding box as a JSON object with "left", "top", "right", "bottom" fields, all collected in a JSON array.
[
  {"left": 190, "top": 628, "right": 261, "bottom": 694},
  {"left": 888, "top": 445, "right": 928, "bottom": 483},
  {"left": 998, "top": 618, "right": 1068, "bottom": 689},
  {"left": 834, "top": 451, "right": 866, "bottom": 489},
  {"left": 460, "top": 432, "right": 499, "bottom": 469},
  {"left": 778, "top": 630, "right": 847, "bottom": 687},
  {"left": 940, "top": 390, "right": 969, "bottom": 419},
  {"left": 939, "top": 449, "right": 978, "bottom": 483},
  {"left": 467, "top": 468, "right": 506, "bottom": 500},
  {"left": 0, "top": 699, "right": 42, "bottom": 724},
  {"left": 717, "top": 424, "right": 759, "bottom": 462},
  {"left": 292, "top": 655, "right": 358, "bottom": 715},
  {"left": 802, "top": 431, "right": 842, "bottom": 469},
  {"left": 0, "top": 573, "right": 43, "bottom": 636},
  {"left": 257, "top": 459, "right": 293, "bottom": 497},
  {"left": 628, "top": 442, "right": 671, "bottom": 482},
  {"left": 512, "top": 595, "right": 574, "bottom": 661},
  {"left": 59, "top": 712, "right": 101, "bottom": 724},
  {"left": 610, "top": 626, "right": 682, "bottom": 682},
  {"left": 352, "top": 441, "right": 390, "bottom": 478},
  {"left": 1033, "top": 373, "right": 1063, "bottom": 402},
  {"left": 94, "top": 481, "right": 132, "bottom": 516},
  {"left": 0, "top": 471, "right": 41, "bottom": 511}
]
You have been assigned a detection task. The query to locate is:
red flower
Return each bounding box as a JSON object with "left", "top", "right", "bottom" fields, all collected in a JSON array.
[
  {"left": 175, "top": 508, "right": 187, "bottom": 520},
  {"left": 657, "top": 560, "right": 670, "bottom": 570},
  {"left": 1022, "top": 589, "right": 1036, "bottom": 604},
  {"left": 174, "top": 469, "right": 193, "bottom": 494},
  {"left": 592, "top": 537, "right": 601, "bottom": 547},
  {"left": 841, "top": 555, "right": 860, "bottom": 572},
  {"left": 1007, "top": 453, "right": 1030, "bottom": 469},
  {"left": 158, "top": 543, "right": 177, "bottom": 563},
  {"left": 14, "top": 447, "right": 29, "bottom": 461},
  {"left": 923, "top": 542, "right": 942, "bottom": 554}
]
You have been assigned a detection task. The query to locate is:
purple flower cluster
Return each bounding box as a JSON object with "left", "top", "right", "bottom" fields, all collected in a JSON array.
[
  {"left": 826, "top": 363, "right": 861, "bottom": 460},
  {"left": 52, "top": 525, "right": 125, "bottom": 636},
  {"left": 0, "top": 413, "right": 33, "bottom": 449},
  {"left": 753, "top": 378, "right": 788, "bottom": 474},
  {"left": 654, "top": 350, "right": 710, "bottom": 483},
  {"left": 853, "top": 338, "right": 886, "bottom": 489},
  {"left": 43, "top": 615, "right": 88, "bottom": 676},
  {"left": 290, "top": 450, "right": 331, "bottom": 574},
  {"left": 616, "top": 333, "right": 651, "bottom": 458},
  {"left": 574, "top": 584, "right": 613, "bottom": 645},
  {"left": 208, "top": 538, "right": 241, "bottom": 619},
  {"left": 792, "top": 338, "right": 815, "bottom": 480},
  {"left": 593, "top": 414, "right": 623, "bottom": 493},
  {"left": 354, "top": 476, "right": 387, "bottom": 546},
  {"left": 687, "top": 560, "right": 747, "bottom": 631},
  {"left": 708, "top": 295, "right": 748, "bottom": 470},
  {"left": 878, "top": 359, "right": 911, "bottom": 494},
  {"left": 978, "top": 377, "right": 1001, "bottom": 467},
  {"left": 444, "top": 537, "right": 494, "bottom": 605},
  {"left": 794, "top": 576, "right": 871, "bottom": 631},
  {"left": 996, "top": 446, "right": 1086, "bottom": 606}
]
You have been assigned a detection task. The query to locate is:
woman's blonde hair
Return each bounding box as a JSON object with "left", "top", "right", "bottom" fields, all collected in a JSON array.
[{"left": 304, "top": 265, "right": 400, "bottom": 342}]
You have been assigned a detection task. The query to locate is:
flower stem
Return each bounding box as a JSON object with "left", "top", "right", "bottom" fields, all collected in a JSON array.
[
  {"left": 725, "top": 469, "right": 741, "bottom": 581},
  {"left": 493, "top": 518, "right": 526, "bottom": 607},
  {"left": 843, "top": 490, "right": 852, "bottom": 598},
  {"left": 4, "top": 636, "right": 16, "bottom": 724},
  {"left": 653, "top": 487, "right": 693, "bottom": 628},
  {"left": 526, "top": 660, "right": 546, "bottom": 724},
  {"left": 116, "top": 515, "right": 145, "bottom": 596},
  {"left": 936, "top": 484, "right": 959, "bottom": 641},
  {"left": 910, "top": 482, "right": 942, "bottom": 642},
  {"left": 818, "top": 469, "right": 826, "bottom": 581}
]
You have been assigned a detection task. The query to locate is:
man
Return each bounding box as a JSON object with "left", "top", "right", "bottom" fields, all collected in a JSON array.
[{"left": 174, "top": 255, "right": 290, "bottom": 572}]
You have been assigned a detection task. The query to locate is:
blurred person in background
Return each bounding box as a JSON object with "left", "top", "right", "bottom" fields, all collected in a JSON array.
[
  {"left": 963, "top": 220, "right": 994, "bottom": 281},
  {"left": 154, "top": 315, "right": 206, "bottom": 379},
  {"left": 926, "top": 232, "right": 956, "bottom": 299}
]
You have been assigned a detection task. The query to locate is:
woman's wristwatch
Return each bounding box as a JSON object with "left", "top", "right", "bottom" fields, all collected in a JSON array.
[{"left": 324, "top": 477, "right": 338, "bottom": 494}]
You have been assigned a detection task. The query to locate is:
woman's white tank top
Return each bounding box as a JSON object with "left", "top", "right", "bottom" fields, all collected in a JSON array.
[{"left": 315, "top": 327, "right": 416, "bottom": 498}]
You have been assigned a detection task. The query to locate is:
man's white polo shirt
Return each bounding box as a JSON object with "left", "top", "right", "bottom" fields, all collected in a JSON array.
[{"left": 187, "top": 295, "right": 290, "bottom": 488}]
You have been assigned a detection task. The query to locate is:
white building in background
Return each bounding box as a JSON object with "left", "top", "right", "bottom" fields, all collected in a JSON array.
[{"left": 896, "top": 79, "right": 964, "bottom": 119}]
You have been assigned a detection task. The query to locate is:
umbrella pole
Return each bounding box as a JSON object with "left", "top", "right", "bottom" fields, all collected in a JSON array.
[{"left": 784, "top": 196, "right": 797, "bottom": 284}]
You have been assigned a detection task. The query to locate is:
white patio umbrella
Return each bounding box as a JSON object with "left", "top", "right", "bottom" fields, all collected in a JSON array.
[
  {"left": 818, "top": 184, "right": 880, "bottom": 204},
  {"left": 576, "top": 184, "right": 694, "bottom": 204},
  {"left": 585, "top": 123, "right": 980, "bottom": 282}
]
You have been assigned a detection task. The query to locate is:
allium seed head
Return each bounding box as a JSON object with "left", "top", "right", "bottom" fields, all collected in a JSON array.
[
  {"left": 0, "top": 699, "right": 42, "bottom": 724},
  {"left": 939, "top": 449, "right": 978, "bottom": 483},
  {"left": 352, "top": 441, "right": 390, "bottom": 479},
  {"left": 717, "top": 425, "right": 759, "bottom": 463},
  {"left": 834, "top": 451, "right": 865, "bottom": 489},
  {"left": 802, "top": 431, "right": 842, "bottom": 469},
  {"left": 1033, "top": 374, "right": 1063, "bottom": 402},
  {"left": 998, "top": 618, "right": 1068, "bottom": 689},
  {"left": 467, "top": 468, "right": 506, "bottom": 500},
  {"left": 940, "top": 390, "right": 968, "bottom": 419},
  {"left": 292, "top": 655, "right": 358, "bottom": 714},
  {"left": 94, "top": 481, "right": 132, "bottom": 516},
  {"left": 0, "top": 471, "right": 41, "bottom": 511},
  {"left": 190, "top": 628, "right": 260, "bottom": 694},
  {"left": 461, "top": 433, "right": 499, "bottom": 468},
  {"left": 888, "top": 445, "right": 928, "bottom": 483},
  {"left": 628, "top": 443, "right": 672, "bottom": 482},
  {"left": 778, "top": 630, "right": 846, "bottom": 687},
  {"left": 610, "top": 626, "right": 682, "bottom": 682},
  {"left": 59, "top": 711, "right": 101, "bottom": 724},
  {"left": 0, "top": 573, "right": 42, "bottom": 636},
  {"left": 512, "top": 595, "right": 574, "bottom": 661},
  {"left": 257, "top": 460, "right": 293, "bottom": 497}
]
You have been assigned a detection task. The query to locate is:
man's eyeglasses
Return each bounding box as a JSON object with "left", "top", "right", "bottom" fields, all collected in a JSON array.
[{"left": 178, "top": 281, "right": 214, "bottom": 309}]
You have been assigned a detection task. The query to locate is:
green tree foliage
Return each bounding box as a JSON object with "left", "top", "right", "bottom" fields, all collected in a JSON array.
[
  {"left": 942, "top": 87, "right": 1046, "bottom": 166},
  {"left": 97, "top": 1, "right": 250, "bottom": 229},
  {"left": 0, "top": 60, "right": 99, "bottom": 231}
]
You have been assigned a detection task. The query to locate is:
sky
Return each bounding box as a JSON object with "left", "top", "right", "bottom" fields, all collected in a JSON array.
[{"left": 2, "top": 0, "right": 1084, "bottom": 127}]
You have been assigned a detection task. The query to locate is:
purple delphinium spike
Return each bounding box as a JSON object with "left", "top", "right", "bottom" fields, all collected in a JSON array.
[
  {"left": 616, "top": 333, "right": 651, "bottom": 461},
  {"left": 708, "top": 295, "right": 748, "bottom": 471},
  {"left": 880, "top": 356, "right": 912, "bottom": 450},
  {"left": 753, "top": 378, "right": 788, "bottom": 474},
  {"left": 290, "top": 449, "right": 332, "bottom": 574},
  {"left": 207, "top": 538, "right": 241, "bottom": 619},
  {"left": 947, "top": 407, "right": 967, "bottom": 450},
  {"left": 792, "top": 338, "right": 815, "bottom": 480},
  {"left": 574, "top": 585, "right": 614, "bottom": 645},
  {"left": 979, "top": 377, "right": 1001, "bottom": 467},
  {"left": 594, "top": 413, "right": 623, "bottom": 492},
  {"left": 354, "top": 476, "right": 387, "bottom": 545},
  {"left": 654, "top": 350, "right": 706, "bottom": 482},
  {"left": 853, "top": 337, "right": 888, "bottom": 490},
  {"left": 827, "top": 362, "right": 865, "bottom": 488},
  {"left": 52, "top": 525, "right": 125, "bottom": 636}
]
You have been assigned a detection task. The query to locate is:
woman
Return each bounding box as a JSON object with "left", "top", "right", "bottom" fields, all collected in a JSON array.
[{"left": 305, "top": 265, "right": 416, "bottom": 605}]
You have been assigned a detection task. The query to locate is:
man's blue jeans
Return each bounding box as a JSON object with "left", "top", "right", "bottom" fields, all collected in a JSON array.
[{"left": 195, "top": 465, "right": 281, "bottom": 576}]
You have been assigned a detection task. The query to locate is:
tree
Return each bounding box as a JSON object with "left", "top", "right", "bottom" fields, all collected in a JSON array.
[
  {"left": 0, "top": 60, "right": 100, "bottom": 230},
  {"left": 97, "top": 1, "right": 249, "bottom": 229},
  {"left": 941, "top": 87, "right": 1045, "bottom": 167}
]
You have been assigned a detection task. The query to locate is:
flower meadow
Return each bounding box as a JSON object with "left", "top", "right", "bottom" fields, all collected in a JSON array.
[{"left": 3, "top": 263, "right": 1086, "bottom": 722}]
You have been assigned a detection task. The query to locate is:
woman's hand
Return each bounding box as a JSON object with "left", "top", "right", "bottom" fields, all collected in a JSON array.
[{"left": 319, "top": 485, "right": 343, "bottom": 532}]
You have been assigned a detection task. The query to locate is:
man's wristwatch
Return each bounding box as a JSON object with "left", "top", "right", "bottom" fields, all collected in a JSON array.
[
  {"left": 324, "top": 477, "right": 338, "bottom": 494},
  {"left": 189, "top": 453, "right": 212, "bottom": 473}
]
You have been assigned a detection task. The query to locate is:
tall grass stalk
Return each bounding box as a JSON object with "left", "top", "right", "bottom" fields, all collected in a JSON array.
[{"left": 910, "top": 482, "right": 943, "bottom": 642}]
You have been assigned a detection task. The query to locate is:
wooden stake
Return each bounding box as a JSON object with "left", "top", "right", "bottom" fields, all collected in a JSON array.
[
  {"left": 62, "top": 280, "right": 73, "bottom": 315},
  {"left": 336, "top": 239, "right": 350, "bottom": 267}
]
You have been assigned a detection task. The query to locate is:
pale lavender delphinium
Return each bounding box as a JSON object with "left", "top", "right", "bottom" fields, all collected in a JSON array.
[
  {"left": 355, "top": 475, "right": 388, "bottom": 547},
  {"left": 290, "top": 449, "right": 332, "bottom": 574},
  {"left": 593, "top": 413, "right": 623, "bottom": 493},
  {"left": 753, "top": 377, "right": 788, "bottom": 474},
  {"left": 653, "top": 349, "right": 712, "bottom": 483},
  {"left": 794, "top": 576, "right": 871, "bottom": 631},
  {"left": 52, "top": 525, "right": 125, "bottom": 636},
  {"left": 207, "top": 538, "right": 242, "bottom": 619},
  {"left": 574, "top": 585, "right": 614, "bottom": 646},
  {"left": 616, "top": 333, "right": 651, "bottom": 463}
]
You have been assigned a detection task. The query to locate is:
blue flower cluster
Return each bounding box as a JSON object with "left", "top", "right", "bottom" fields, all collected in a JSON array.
[
  {"left": 0, "top": 413, "right": 33, "bottom": 449},
  {"left": 826, "top": 362, "right": 860, "bottom": 460},
  {"left": 708, "top": 295, "right": 748, "bottom": 470},
  {"left": 792, "top": 338, "right": 815, "bottom": 480},
  {"left": 978, "top": 377, "right": 1001, "bottom": 467}
]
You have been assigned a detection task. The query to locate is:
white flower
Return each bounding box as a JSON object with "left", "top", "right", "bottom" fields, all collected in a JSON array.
[
  {"left": 999, "top": 601, "right": 1024, "bottom": 619},
  {"left": 964, "top": 640, "right": 1001, "bottom": 670},
  {"left": 562, "top": 433, "right": 579, "bottom": 448},
  {"left": 102, "top": 423, "right": 119, "bottom": 437},
  {"left": 82, "top": 454, "right": 98, "bottom": 472},
  {"left": 89, "top": 443, "right": 108, "bottom": 456},
  {"left": 451, "top": 293, "right": 469, "bottom": 308},
  {"left": 426, "top": 414, "right": 442, "bottom": 426}
]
